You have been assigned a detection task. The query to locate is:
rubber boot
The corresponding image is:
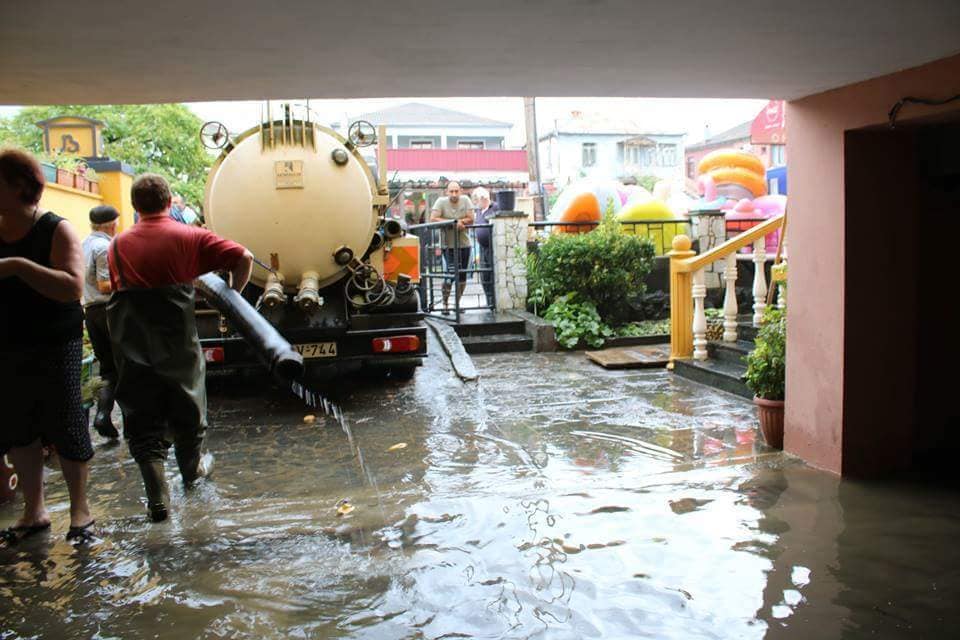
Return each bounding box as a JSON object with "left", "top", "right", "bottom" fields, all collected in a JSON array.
[
  {"left": 137, "top": 460, "right": 170, "bottom": 522},
  {"left": 176, "top": 443, "right": 214, "bottom": 488},
  {"left": 92, "top": 384, "right": 119, "bottom": 439}
]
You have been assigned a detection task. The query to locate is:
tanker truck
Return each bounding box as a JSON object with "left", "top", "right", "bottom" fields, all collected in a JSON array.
[{"left": 195, "top": 104, "right": 426, "bottom": 380}]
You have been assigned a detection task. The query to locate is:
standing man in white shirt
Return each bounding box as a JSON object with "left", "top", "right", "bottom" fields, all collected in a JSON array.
[
  {"left": 430, "top": 181, "right": 474, "bottom": 311},
  {"left": 81, "top": 205, "right": 120, "bottom": 439}
]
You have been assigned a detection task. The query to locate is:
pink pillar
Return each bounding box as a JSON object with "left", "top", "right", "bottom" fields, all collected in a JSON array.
[{"left": 785, "top": 53, "right": 960, "bottom": 475}]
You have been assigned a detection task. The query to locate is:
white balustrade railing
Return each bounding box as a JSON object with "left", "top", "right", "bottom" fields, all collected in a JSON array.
[
  {"left": 669, "top": 213, "right": 785, "bottom": 365},
  {"left": 689, "top": 229, "right": 781, "bottom": 360},
  {"left": 723, "top": 253, "right": 739, "bottom": 342},
  {"left": 752, "top": 238, "right": 767, "bottom": 327},
  {"left": 692, "top": 269, "right": 708, "bottom": 361}
]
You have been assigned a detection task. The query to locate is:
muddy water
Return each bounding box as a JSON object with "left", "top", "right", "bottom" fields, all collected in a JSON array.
[{"left": 2, "top": 351, "right": 959, "bottom": 638}]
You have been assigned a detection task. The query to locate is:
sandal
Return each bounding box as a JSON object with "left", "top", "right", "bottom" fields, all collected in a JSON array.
[
  {"left": 0, "top": 522, "right": 51, "bottom": 546},
  {"left": 65, "top": 520, "right": 97, "bottom": 544}
]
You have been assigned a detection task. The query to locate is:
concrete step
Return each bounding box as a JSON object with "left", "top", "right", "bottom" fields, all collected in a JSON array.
[
  {"left": 449, "top": 311, "right": 527, "bottom": 337},
  {"left": 460, "top": 333, "right": 534, "bottom": 354},
  {"left": 673, "top": 358, "right": 752, "bottom": 399},
  {"left": 738, "top": 323, "right": 759, "bottom": 344},
  {"left": 707, "top": 340, "right": 754, "bottom": 365}
]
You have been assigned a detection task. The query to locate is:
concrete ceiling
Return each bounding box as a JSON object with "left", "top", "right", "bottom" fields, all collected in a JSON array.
[{"left": 2, "top": 1, "right": 959, "bottom": 105}]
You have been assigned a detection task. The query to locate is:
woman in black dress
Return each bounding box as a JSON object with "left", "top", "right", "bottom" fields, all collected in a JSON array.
[{"left": 0, "top": 148, "right": 94, "bottom": 544}]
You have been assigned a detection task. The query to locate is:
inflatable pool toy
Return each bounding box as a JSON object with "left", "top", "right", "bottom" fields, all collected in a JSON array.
[
  {"left": 555, "top": 191, "right": 601, "bottom": 234},
  {"left": 698, "top": 149, "right": 766, "bottom": 178},
  {"left": 616, "top": 181, "right": 686, "bottom": 255},
  {"left": 696, "top": 148, "right": 768, "bottom": 200},
  {"left": 726, "top": 194, "right": 785, "bottom": 253}
]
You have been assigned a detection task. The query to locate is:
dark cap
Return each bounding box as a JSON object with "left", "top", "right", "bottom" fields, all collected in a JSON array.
[{"left": 89, "top": 205, "right": 119, "bottom": 224}]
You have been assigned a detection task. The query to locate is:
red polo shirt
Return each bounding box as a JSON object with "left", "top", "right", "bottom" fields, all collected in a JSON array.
[{"left": 108, "top": 214, "right": 246, "bottom": 290}]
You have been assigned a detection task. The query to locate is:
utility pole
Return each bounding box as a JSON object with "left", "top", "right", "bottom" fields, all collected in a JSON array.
[{"left": 523, "top": 97, "right": 545, "bottom": 220}]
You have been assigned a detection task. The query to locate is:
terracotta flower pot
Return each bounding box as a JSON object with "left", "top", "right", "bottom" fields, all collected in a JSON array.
[
  {"left": 754, "top": 396, "right": 784, "bottom": 449},
  {"left": 56, "top": 168, "right": 73, "bottom": 187}
]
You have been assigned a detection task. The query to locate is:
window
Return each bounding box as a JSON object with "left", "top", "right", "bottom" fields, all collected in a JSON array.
[
  {"left": 640, "top": 146, "right": 655, "bottom": 166},
  {"left": 582, "top": 142, "right": 597, "bottom": 167},
  {"left": 410, "top": 140, "right": 433, "bottom": 149},
  {"left": 658, "top": 144, "right": 677, "bottom": 167},
  {"left": 770, "top": 144, "right": 786, "bottom": 166},
  {"left": 687, "top": 156, "right": 696, "bottom": 179},
  {"left": 457, "top": 141, "right": 484, "bottom": 150}
]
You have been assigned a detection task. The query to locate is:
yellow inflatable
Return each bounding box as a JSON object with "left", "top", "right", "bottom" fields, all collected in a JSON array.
[
  {"left": 706, "top": 166, "right": 767, "bottom": 198},
  {"left": 697, "top": 149, "right": 766, "bottom": 177},
  {"left": 617, "top": 197, "right": 684, "bottom": 256}
]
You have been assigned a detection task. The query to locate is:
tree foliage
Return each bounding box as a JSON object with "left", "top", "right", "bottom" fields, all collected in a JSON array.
[{"left": 0, "top": 104, "right": 212, "bottom": 205}]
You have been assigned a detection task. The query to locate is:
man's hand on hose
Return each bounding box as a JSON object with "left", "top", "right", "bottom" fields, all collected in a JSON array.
[{"left": 230, "top": 250, "right": 254, "bottom": 292}]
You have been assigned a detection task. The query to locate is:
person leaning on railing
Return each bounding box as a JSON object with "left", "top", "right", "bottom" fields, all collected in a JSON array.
[
  {"left": 430, "top": 181, "right": 473, "bottom": 311},
  {"left": 0, "top": 148, "right": 96, "bottom": 545},
  {"left": 471, "top": 187, "right": 498, "bottom": 306}
]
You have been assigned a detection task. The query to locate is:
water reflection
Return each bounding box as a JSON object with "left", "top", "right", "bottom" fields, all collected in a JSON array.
[{"left": 2, "top": 351, "right": 958, "bottom": 638}]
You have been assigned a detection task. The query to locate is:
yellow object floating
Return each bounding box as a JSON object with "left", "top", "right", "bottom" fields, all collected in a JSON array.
[
  {"left": 336, "top": 499, "right": 354, "bottom": 516},
  {"left": 387, "top": 442, "right": 408, "bottom": 452},
  {"left": 303, "top": 414, "right": 316, "bottom": 424},
  {"left": 697, "top": 149, "right": 766, "bottom": 177}
]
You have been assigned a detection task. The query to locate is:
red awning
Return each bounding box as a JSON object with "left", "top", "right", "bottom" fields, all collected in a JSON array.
[{"left": 387, "top": 149, "right": 528, "bottom": 171}]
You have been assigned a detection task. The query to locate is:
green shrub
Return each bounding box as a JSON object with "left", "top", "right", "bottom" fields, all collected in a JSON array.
[
  {"left": 544, "top": 294, "right": 613, "bottom": 349},
  {"left": 528, "top": 211, "right": 655, "bottom": 324},
  {"left": 744, "top": 307, "right": 786, "bottom": 400}
]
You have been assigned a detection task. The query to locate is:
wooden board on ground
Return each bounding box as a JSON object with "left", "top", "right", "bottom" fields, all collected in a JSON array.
[{"left": 586, "top": 345, "right": 671, "bottom": 369}]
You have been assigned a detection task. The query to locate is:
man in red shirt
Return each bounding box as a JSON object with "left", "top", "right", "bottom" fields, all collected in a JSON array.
[{"left": 108, "top": 174, "right": 252, "bottom": 522}]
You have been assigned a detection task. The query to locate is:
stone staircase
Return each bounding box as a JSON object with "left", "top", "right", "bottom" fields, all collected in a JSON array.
[
  {"left": 451, "top": 312, "right": 533, "bottom": 354},
  {"left": 673, "top": 318, "right": 757, "bottom": 399}
]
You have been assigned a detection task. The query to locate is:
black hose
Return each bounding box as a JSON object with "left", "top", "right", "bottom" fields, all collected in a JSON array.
[{"left": 196, "top": 273, "right": 304, "bottom": 381}]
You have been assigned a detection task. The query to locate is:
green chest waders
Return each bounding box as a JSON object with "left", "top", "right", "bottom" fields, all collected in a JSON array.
[{"left": 107, "top": 239, "right": 209, "bottom": 521}]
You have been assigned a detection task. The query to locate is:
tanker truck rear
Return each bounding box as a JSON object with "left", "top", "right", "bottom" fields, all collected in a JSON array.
[{"left": 196, "top": 104, "right": 426, "bottom": 379}]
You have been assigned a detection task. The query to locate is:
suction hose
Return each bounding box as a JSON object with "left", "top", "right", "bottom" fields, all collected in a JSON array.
[{"left": 196, "top": 273, "right": 304, "bottom": 381}]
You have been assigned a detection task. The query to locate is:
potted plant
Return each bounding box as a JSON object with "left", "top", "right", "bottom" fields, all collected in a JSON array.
[
  {"left": 744, "top": 307, "right": 786, "bottom": 448},
  {"left": 85, "top": 166, "right": 99, "bottom": 194},
  {"left": 40, "top": 160, "right": 57, "bottom": 183}
]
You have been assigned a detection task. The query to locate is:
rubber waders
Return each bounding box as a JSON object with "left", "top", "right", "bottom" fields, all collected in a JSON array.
[
  {"left": 93, "top": 384, "right": 119, "bottom": 439},
  {"left": 137, "top": 461, "right": 170, "bottom": 522}
]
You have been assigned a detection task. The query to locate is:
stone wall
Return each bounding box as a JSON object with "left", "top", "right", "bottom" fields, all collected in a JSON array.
[
  {"left": 687, "top": 210, "right": 726, "bottom": 287},
  {"left": 491, "top": 211, "right": 528, "bottom": 311}
]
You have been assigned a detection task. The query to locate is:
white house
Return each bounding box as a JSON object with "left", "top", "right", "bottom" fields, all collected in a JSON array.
[
  {"left": 538, "top": 112, "right": 686, "bottom": 187},
  {"left": 340, "top": 102, "right": 529, "bottom": 187},
  {"left": 347, "top": 102, "right": 512, "bottom": 150}
]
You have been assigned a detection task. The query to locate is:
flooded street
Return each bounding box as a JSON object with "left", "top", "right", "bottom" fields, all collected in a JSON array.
[{"left": 2, "top": 350, "right": 959, "bottom": 639}]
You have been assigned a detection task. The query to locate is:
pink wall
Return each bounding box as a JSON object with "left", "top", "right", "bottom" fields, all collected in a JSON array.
[{"left": 784, "top": 53, "right": 960, "bottom": 474}]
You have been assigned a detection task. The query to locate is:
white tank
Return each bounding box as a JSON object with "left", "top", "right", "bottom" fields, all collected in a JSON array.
[{"left": 204, "top": 123, "right": 378, "bottom": 290}]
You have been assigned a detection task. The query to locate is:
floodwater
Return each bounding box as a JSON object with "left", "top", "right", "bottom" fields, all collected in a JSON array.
[{"left": 2, "top": 350, "right": 959, "bottom": 639}]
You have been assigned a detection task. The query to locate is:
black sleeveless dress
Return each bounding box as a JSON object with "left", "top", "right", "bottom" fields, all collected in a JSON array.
[{"left": 0, "top": 212, "right": 93, "bottom": 462}]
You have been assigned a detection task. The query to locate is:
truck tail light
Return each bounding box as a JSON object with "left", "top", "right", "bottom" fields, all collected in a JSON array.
[
  {"left": 372, "top": 335, "right": 420, "bottom": 353},
  {"left": 203, "top": 347, "right": 225, "bottom": 363}
]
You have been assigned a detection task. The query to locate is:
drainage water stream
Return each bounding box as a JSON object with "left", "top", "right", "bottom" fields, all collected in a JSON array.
[{"left": 1, "top": 351, "right": 958, "bottom": 638}]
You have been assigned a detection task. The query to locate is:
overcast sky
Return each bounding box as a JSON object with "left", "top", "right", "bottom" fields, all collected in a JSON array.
[{"left": 2, "top": 97, "right": 767, "bottom": 146}]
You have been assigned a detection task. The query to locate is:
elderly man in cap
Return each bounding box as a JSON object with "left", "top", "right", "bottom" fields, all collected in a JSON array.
[{"left": 81, "top": 205, "right": 121, "bottom": 439}]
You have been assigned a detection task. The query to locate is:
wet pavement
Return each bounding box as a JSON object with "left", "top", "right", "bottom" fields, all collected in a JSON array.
[{"left": 2, "top": 350, "right": 959, "bottom": 639}]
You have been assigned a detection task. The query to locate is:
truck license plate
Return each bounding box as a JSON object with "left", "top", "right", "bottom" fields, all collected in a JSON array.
[{"left": 294, "top": 342, "right": 338, "bottom": 359}]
